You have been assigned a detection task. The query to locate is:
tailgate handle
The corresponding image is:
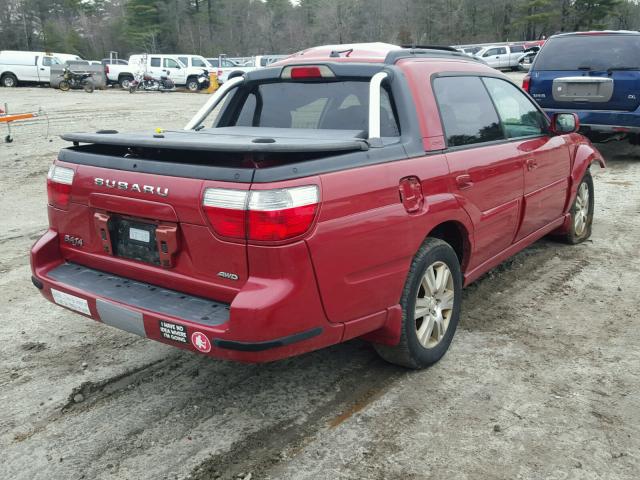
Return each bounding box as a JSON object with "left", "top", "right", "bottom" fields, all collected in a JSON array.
[
  {"left": 155, "top": 224, "right": 179, "bottom": 269},
  {"left": 94, "top": 212, "right": 113, "bottom": 255}
]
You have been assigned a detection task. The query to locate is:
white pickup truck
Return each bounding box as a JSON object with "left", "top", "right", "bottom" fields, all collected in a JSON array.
[
  {"left": 473, "top": 45, "right": 526, "bottom": 71},
  {"left": 0, "top": 51, "right": 63, "bottom": 87},
  {"left": 105, "top": 54, "right": 208, "bottom": 90}
]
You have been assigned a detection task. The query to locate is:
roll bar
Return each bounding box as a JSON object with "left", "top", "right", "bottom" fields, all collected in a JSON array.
[
  {"left": 184, "top": 75, "right": 245, "bottom": 130},
  {"left": 185, "top": 70, "right": 389, "bottom": 143},
  {"left": 368, "top": 71, "right": 388, "bottom": 143}
]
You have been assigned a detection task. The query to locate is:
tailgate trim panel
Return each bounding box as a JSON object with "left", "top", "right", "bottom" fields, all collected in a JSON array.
[{"left": 47, "top": 263, "right": 230, "bottom": 326}]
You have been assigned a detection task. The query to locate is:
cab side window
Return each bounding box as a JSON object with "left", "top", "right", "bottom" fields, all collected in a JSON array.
[
  {"left": 484, "top": 48, "right": 499, "bottom": 57},
  {"left": 150, "top": 57, "right": 161, "bottom": 67},
  {"left": 433, "top": 76, "right": 504, "bottom": 147},
  {"left": 482, "top": 77, "right": 546, "bottom": 138},
  {"left": 163, "top": 58, "right": 180, "bottom": 69},
  {"left": 178, "top": 57, "right": 188, "bottom": 67}
]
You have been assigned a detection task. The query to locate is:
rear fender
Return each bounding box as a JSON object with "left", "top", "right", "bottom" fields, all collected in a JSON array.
[{"left": 359, "top": 193, "right": 474, "bottom": 346}]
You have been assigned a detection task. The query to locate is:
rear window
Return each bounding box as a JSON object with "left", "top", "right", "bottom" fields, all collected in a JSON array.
[
  {"left": 534, "top": 34, "right": 640, "bottom": 70},
  {"left": 223, "top": 81, "right": 400, "bottom": 136}
]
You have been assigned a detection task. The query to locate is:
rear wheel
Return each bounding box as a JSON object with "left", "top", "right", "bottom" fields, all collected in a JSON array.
[
  {"left": 563, "top": 172, "right": 594, "bottom": 244},
  {"left": 2, "top": 73, "right": 18, "bottom": 87},
  {"left": 59, "top": 80, "right": 70, "bottom": 92},
  {"left": 374, "top": 238, "right": 462, "bottom": 369}
]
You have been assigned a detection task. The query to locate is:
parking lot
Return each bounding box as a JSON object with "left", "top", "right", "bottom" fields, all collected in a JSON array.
[{"left": 1, "top": 81, "right": 639, "bottom": 480}]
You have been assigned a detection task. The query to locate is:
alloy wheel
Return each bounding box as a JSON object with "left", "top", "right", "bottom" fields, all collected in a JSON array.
[
  {"left": 414, "top": 261, "right": 454, "bottom": 348},
  {"left": 574, "top": 182, "right": 589, "bottom": 236}
]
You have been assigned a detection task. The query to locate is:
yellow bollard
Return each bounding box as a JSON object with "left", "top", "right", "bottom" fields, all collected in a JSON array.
[{"left": 205, "top": 73, "right": 219, "bottom": 93}]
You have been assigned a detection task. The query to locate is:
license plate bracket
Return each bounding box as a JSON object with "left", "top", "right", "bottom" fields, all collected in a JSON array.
[{"left": 109, "top": 216, "right": 161, "bottom": 265}]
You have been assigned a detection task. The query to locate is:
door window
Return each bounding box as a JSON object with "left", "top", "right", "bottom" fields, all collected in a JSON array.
[
  {"left": 484, "top": 49, "right": 499, "bottom": 57},
  {"left": 192, "top": 58, "right": 207, "bottom": 67},
  {"left": 178, "top": 57, "right": 188, "bottom": 67},
  {"left": 497, "top": 47, "right": 507, "bottom": 55},
  {"left": 433, "top": 76, "right": 504, "bottom": 147},
  {"left": 150, "top": 57, "right": 161, "bottom": 67},
  {"left": 163, "top": 58, "right": 180, "bottom": 69},
  {"left": 483, "top": 77, "right": 546, "bottom": 138}
]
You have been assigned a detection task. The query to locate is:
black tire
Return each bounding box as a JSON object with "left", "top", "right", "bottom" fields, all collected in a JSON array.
[
  {"left": 83, "top": 81, "right": 95, "bottom": 93},
  {"left": 630, "top": 133, "right": 640, "bottom": 146},
  {"left": 2, "top": 73, "right": 18, "bottom": 87},
  {"left": 186, "top": 77, "right": 199, "bottom": 92},
  {"left": 59, "top": 80, "right": 70, "bottom": 92},
  {"left": 119, "top": 76, "right": 133, "bottom": 89},
  {"left": 563, "top": 172, "right": 594, "bottom": 244},
  {"left": 374, "top": 238, "right": 463, "bottom": 369}
]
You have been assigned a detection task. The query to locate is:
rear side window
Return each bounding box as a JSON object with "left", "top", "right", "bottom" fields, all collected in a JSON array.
[
  {"left": 227, "top": 81, "right": 400, "bottom": 136},
  {"left": 433, "top": 76, "right": 504, "bottom": 147},
  {"left": 482, "top": 78, "right": 546, "bottom": 138},
  {"left": 535, "top": 34, "right": 640, "bottom": 70},
  {"left": 150, "top": 57, "right": 161, "bottom": 67},
  {"left": 511, "top": 45, "right": 524, "bottom": 53},
  {"left": 192, "top": 58, "right": 207, "bottom": 67}
]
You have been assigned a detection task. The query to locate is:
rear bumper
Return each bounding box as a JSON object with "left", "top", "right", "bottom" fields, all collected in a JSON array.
[
  {"left": 31, "top": 229, "right": 344, "bottom": 362},
  {"left": 544, "top": 107, "right": 640, "bottom": 132}
]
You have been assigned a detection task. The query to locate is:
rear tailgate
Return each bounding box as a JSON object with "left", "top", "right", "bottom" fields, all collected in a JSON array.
[
  {"left": 50, "top": 158, "right": 249, "bottom": 303},
  {"left": 531, "top": 70, "right": 640, "bottom": 112},
  {"left": 48, "top": 127, "right": 367, "bottom": 302}
]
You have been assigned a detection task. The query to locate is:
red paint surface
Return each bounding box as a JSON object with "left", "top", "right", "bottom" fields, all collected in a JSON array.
[{"left": 31, "top": 46, "right": 605, "bottom": 362}]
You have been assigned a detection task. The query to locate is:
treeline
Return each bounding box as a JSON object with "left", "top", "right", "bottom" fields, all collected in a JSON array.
[{"left": 0, "top": 0, "right": 638, "bottom": 59}]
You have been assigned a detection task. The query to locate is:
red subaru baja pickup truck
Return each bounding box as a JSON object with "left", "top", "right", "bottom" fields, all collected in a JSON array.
[{"left": 31, "top": 43, "right": 605, "bottom": 368}]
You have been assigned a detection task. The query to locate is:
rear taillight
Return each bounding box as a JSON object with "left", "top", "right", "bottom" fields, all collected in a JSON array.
[
  {"left": 202, "top": 185, "right": 319, "bottom": 242},
  {"left": 47, "top": 164, "right": 74, "bottom": 208},
  {"left": 522, "top": 74, "right": 531, "bottom": 92}
]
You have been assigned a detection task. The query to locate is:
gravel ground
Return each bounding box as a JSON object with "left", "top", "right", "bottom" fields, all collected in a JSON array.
[{"left": 0, "top": 83, "right": 638, "bottom": 480}]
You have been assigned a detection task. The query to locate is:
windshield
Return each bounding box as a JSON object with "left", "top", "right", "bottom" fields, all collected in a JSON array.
[
  {"left": 534, "top": 34, "right": 640, "bottom": 70},
  {"left": 220, "top": 81, "right": 400, "bottom": 136}
]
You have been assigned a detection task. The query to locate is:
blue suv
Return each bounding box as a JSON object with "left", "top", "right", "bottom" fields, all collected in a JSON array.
[{"left": 524, "top": 31, "right": 640, "bottom": 145}]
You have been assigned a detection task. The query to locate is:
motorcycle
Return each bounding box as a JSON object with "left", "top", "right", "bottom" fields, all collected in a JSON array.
[
  {"left": 58, "top": 68, "right": 94, "bottom": 93},
  {"left": 129, "top": 71, "right": 175, "bottom": 93},
  {"left": 186, "top": 69, "right": 211, "bottom": 92}
]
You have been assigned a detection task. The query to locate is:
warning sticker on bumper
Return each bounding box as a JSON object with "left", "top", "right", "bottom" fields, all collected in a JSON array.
[
  {"left": 159, "top": 321, "right": 188, "bottom": 344},
  {"left": 51, "top": 289, "right": 91, "bottom": 315}
]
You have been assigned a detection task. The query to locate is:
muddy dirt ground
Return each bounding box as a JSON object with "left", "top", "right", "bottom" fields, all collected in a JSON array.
[{"left": 0, "top": 85, "right": 638, "bottom": 480}]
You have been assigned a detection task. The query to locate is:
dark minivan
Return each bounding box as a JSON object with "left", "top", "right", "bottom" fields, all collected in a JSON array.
[{"left": 524, "top": 31, "right": 640, "bottom": 145}]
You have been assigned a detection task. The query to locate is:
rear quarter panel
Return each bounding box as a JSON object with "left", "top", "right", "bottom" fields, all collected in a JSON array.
[{"left": 306, "top": 153, "right": 473, "bottom": 324}]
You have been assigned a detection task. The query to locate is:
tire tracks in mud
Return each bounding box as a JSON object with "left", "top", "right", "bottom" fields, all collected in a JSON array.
[
  {"left": 185, "top": 356, "right": 401, "bottom": 480},
  {"left": 11, "top": 354, "right": 184, "bottom": 443}
]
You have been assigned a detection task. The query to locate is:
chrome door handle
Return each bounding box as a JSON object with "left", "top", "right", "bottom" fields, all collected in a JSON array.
[{"left": 526, "top": 158, "right": 538, "bottom": 171}]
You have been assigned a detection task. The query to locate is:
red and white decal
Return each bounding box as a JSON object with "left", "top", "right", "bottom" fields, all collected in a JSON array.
[{"left": 191, "top": 331, "right": 212, "bottom": 353}]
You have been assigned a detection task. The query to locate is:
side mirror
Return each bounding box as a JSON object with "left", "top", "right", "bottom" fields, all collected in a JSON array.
[{"left": 550, "top": 113, "right": 580, "bottom": 134}]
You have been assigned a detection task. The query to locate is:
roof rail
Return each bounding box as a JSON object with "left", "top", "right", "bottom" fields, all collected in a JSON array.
[
  {"left": 384, "top": 47, "right": 483, "bottom": 65},
  {"left": 399, "top": 44, "right": 458, "bottom": 52}
]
